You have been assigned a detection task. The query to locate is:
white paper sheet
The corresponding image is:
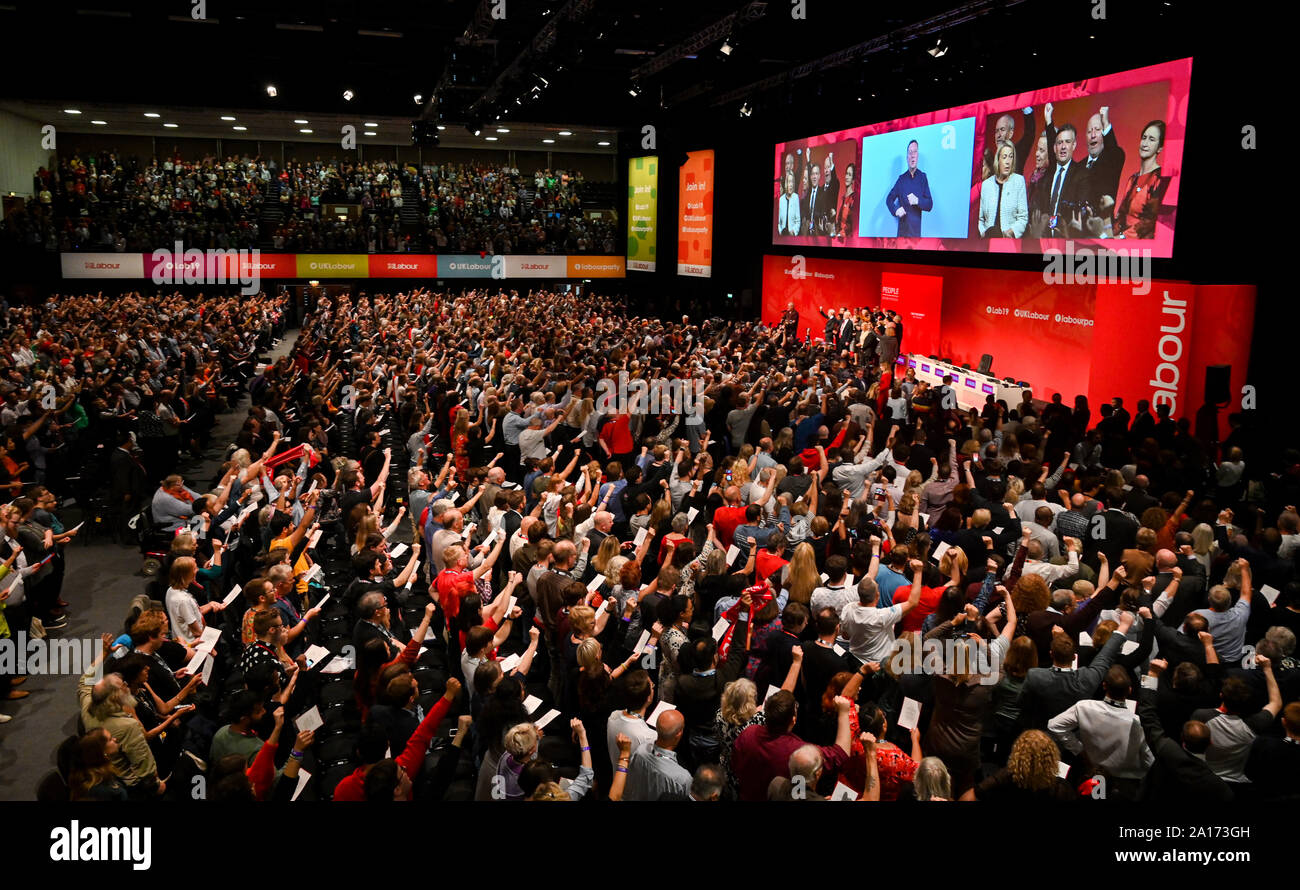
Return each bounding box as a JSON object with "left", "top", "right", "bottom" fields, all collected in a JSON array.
[
  {"left": 294, "top": 706, "right": 324, "bottom": 733},
  {"left": 897, "top": 697, "right": 922, "bottom": 731}
]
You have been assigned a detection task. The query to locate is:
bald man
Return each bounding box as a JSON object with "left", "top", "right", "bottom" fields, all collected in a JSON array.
[
  {"left": 993, "top": 108, "right": 1037, "bottom": 187},
  {"left": 623, "top": 709, "right": 691, "bottom": 801},
  {"left": 1124, "top": 474, "right": 1159, "bottom": 517},
  {"left": 1146, "top": 547, "right": 1206, "bottom": 626}
]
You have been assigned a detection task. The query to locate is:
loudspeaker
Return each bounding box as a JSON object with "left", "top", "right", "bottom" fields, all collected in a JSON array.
[{"left": 1204, "top": 364, "right": 1231, "bottom": 405}]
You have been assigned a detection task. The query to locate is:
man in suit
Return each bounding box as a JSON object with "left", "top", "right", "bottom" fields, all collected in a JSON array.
[
  {"left": 1245, "top": 701, "right": 1300, "bottom": 800},
  {"left": 1025, "top": 566, "right": 1125, "bottom": 666},
  {"left": 1082, "top": 488, "right": 1139, "bottom": 574},
  {"left": 1123, "top": 474, "right": 1160, "bottom": 517},
  {"left": 1147, "top": 550, "right": 1206, "bottom": 627},
  {"left": 818, "top": 306, "right": 839, "bottom": 344},
  {"left": 802, "top": 163, "right": 828, "bottom": 236},
  {"left": 1137, "top": 668, "right": 1234, "bottom": 804},
  {"left": 885, "top": 140, "right": 932, "bottom": 237},
  {"left": 1081, "top": 106, "right": 1126, "bottom": 223},
  {"left": 353, "top": 590, "right": 404, "bottom": 662},
  {"left": 834, "top": 309, "right": 856, "bottom": 354},
  {"left": 820, "top": 151, "right": 841, "bottom": 232},
  {"left": 1018, "top": 610, "right": 1133, "bottom": 730},
  {"left": 777, "top": 170, "right": 801, "bottom": 237},
  {"left": 1035, "top": 104, "right": 1088, "bottom": 237},
  {"left": 109, "top": 429, "right": 150, "bottom": 542}
]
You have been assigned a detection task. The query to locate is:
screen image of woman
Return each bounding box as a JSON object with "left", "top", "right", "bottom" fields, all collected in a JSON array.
[
  {"left": 977, "top": 142, "right": 1028, "bottom": 238},
  {"left": 1112, "top": 120, "right": 1169, "bottom": 240}
]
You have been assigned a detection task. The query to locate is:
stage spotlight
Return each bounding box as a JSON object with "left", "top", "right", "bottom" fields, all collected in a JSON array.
[
  {"left": 628, "top": 81, "right": 642, "bottom": 98},
  {"left": 739, "top": 101, "right": 752, "bottom": 118},
  {"left": 413, "top": 93, "right": 423, "bottom": 104},
  {"left": 927, "top": 38, "right": 948, "bottom": 58},
  {"left": 266, "top": 85, "right": 278, "bottom": 97},
  {"left": 343, "top": 89, "right": 355, "bottom": 101}
]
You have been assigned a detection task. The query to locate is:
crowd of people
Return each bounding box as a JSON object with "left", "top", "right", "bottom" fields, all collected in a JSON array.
[
  {"left": 4, "top": 153, "right": 617, "bottom": 256},
  {"left": 2, "top": 287, "right": 1295, "bottom": 804}
]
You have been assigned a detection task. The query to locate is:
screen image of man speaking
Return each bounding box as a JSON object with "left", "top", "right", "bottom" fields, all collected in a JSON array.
[{"left": 885, "top": 139, "right": 933, "bottom": 237}]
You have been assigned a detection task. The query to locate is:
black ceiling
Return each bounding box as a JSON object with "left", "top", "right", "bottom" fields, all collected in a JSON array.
[{"left": 0, "top": 0, "right": 1201, "bottom": 135}]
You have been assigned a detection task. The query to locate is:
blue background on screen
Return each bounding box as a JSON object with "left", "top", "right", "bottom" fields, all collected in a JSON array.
[{"left": 858, "top": 117, "right": 976, "bottom": 238}]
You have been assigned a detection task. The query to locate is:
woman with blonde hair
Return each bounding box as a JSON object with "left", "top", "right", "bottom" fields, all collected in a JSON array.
[
  {"left": 969, "top": 729, "right": 1076, "bottom": 801},
  {"left": 590, "top": 534, "right": 621, "bottom": 581},
  {"left": 1191, "top": 522, "right": 1215, "bottom": 576},
  {"left": 714, "top": 677, "right": 766, "bottom": 800},
  {"left": 782, "top": 542, "right": 820, "bottom": 607}
]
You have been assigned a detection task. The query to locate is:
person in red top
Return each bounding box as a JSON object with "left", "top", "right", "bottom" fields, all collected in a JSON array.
[
  {"left": 333, "top": 678, "right": 461, "bottom": 801},
  {"left": 860, "top": 704, "right": 921, "bottom": 802},
  {"left": 712, "top": 486, "right": 748, "bottom": 550},
  {"left": 598, "top": 411, "right": 634, "bottom": 469},
  {"left": 901, "top": 545, "right": 967, "bottom": 633},
  {"left": 434, "top": 536, "right": 506, "bottom": 627},
  {"left": 731, "top": 689, "right": 853, "bottom": 801}
]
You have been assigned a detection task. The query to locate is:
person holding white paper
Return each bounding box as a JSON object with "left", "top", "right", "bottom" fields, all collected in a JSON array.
[
  {"left": 621, "top": 708, "right": 691, "bottom": 801},
  {"left": 605, "top": 669, "right": 659, "bottom": 769}
]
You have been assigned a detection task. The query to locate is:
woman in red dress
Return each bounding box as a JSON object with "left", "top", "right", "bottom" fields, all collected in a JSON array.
[
  {"left": 835, "top": 162, "right": 859, "bottom": 240},
  {"left": 1113, "top": 120, "right": 1170, "bottom": 240}
]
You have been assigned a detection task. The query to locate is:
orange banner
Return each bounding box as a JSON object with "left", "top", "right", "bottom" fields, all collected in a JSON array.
[{"left": 677, "top": 150, "right": 714, "bottom": 277}]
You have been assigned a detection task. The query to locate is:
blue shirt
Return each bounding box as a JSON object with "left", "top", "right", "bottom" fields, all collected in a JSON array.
[
  {"left": 875, "top": 565, "right": 909, "bottom": 608},
  {"left": 793, "top": 413, "right": 825, "bottom": 452}
]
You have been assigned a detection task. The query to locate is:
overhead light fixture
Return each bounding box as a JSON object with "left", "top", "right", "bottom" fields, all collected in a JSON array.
[
  {"left": 364, "top": 122, "right": 378, "bottom": 128},
  {"left": 927, "top": 38, "right": 948, "bottom": 58},
  {"left": 342, "top": 89, "right": 355, "bottom": 101},
  {"left": 628, "top": 81, "right": 642, "bottom": 98},
  {"left": 597, "top": 140, "right": 611, "bottom": 146},
  {"left": 558, "top": 130, "right": 572, "bottom": 136},
  {"left": 364, "top": 131, "right": 377, "bottom": 137},
  {"left": 91, "top": 120, "right": 108, "bottom": 126},
  {"left": 144, "top": 112, "right": 160, "bottom": 118},
  {"left": 436, "top": 125, "right": 446, "bottom": 130},
  {"left": 294, "top": 119, "right": 309, "bottom": 124},
  {"left": 266, "top": 85, "right": 278, "bottom": 97},
  {"left": 163, "top": 122, "right": 178, "bottom": 128},
  {"left": 63, "top": 109, "right": 82, "bottom": 115},
  {"left": 413, "top": 93, "right": 423, "bottom": 104},
  {"left": 233, "top": 126, "right": 248, "bottom": 131},
  {"left": 485, "top": 136, "right": 498, "bottom": 141},
  {"left": 221, "top": 115, "right": 236, "bottom": 121},
  {"left": 542, "top": 138, "right": 555, "bottom": 143},
  {"left": 739, "top": 101, "right": 752, "bottom": 118},
  {"left": 300, "top": 128, "right": 313, "bottom": 134},
  {"left": 496, "top": 128, "right": 510, "bottom": 133}
]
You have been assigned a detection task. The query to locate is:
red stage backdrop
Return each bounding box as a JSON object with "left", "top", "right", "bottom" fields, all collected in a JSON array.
[{"left": 762, "top": 254, "right": 1255, "bottom": 430}]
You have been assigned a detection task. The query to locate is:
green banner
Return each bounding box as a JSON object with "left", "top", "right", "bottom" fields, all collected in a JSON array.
[{"left": 627, "top": 155, "right": 658, "bottom": 272}]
